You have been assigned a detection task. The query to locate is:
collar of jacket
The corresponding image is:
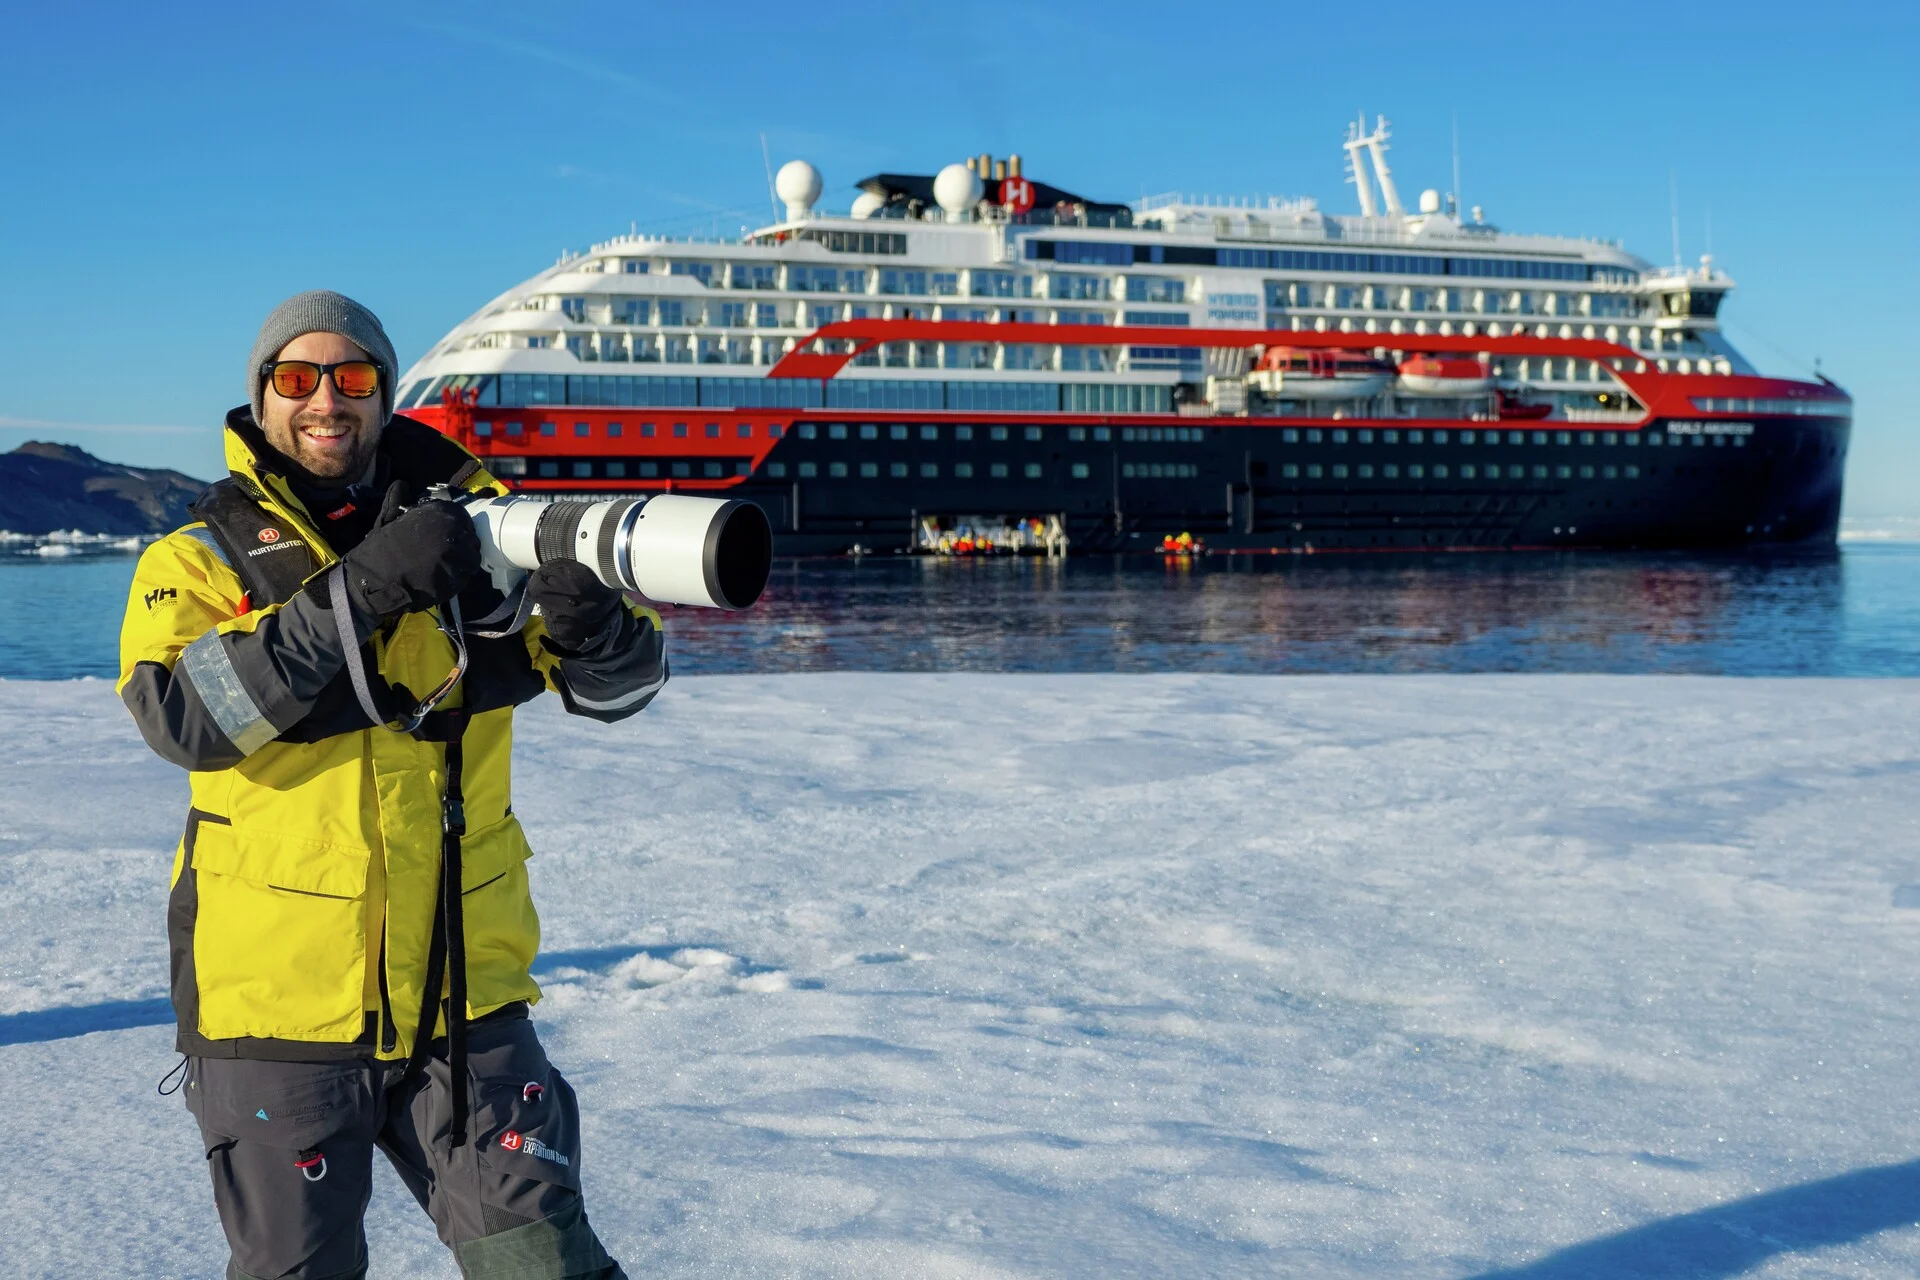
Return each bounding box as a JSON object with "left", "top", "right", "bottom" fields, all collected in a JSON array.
[{"left": 220, "top": 406, "right": 499, "bottom": 560}]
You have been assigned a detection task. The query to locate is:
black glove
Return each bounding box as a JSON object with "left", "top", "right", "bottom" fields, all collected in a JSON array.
[
  {"left": 528, "top": 559, "right": 628, "bottom": 652},
  {"left": 324, "top": 498, "right": 482, "bottom": 621}
]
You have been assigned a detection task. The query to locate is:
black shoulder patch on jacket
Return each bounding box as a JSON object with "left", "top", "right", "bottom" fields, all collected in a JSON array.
[{"left": 189, "top": 480, "right": 320, "bottom": 608}]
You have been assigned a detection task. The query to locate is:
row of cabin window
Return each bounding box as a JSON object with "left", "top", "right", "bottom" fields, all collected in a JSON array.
[
  {"left": 475, "top": 420, "right": 788, "bottom": 440},
  {"left": 777, "top": 462, "right": 1056, "bottom": 480},
  {"left": 475, "top": 421, "right": 1211, "bottom": 445},
  {"left": 1280, "top": 462, "right": 1647, "bottom": 480},
  {"left": 1274, "top": 428, "right": 1744, "bottom": 449}
]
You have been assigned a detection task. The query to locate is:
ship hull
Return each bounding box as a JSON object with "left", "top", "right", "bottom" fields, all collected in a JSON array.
[{"left": 416, "top": 403, "right": 1848, "bottom": 556}]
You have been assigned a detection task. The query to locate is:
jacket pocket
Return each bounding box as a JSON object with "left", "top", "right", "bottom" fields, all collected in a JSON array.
[
  {"left": 189, "top": 820, "right": 371, "bottom": 1043},
  {"left": 458, "top": 814, "right": 541, "bottom": 1014}
]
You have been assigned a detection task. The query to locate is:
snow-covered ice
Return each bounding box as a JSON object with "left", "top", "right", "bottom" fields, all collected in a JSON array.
[{"left": 2, "top": 674, "right": 1918, "bottom": 1278}]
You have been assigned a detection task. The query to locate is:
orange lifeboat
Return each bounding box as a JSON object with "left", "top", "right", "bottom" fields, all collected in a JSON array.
[
  {"left": 1249, "top": 347, "right": 1394, "bottom": 400},
  {"left": 1396, "top": 355, "right": 1492, "bottom": 396}
]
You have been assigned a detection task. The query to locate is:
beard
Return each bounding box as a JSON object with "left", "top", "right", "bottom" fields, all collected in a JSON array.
[{"left": 280, "top": 408, "right": 379, "bottom": 485}]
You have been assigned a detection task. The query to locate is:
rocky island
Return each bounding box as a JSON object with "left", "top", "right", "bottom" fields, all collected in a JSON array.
[{"left": 0, "top": 442, "right": 207, "bottom": 537}]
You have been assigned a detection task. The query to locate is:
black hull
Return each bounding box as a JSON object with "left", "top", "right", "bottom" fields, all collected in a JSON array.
[{"left": 722, "top": 413, "right": 1849, "bottom": 556}]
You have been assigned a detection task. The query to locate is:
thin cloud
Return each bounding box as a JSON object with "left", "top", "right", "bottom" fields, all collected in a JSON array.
[
  {"left": 398, "top": 16, "right": 673, "bottom": 108},
  {"left": 0, "top": 415, "right": 201, "bottom": 435}
]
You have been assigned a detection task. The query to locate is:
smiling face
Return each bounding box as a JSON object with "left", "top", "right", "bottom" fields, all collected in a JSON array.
[{"left": 257, "top": 331, "right": 384, "bottom": 484}]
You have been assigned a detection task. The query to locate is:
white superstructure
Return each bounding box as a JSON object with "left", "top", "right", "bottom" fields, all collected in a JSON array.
[{"left": 396, "top": 122, "right": 1750, "bottom": 416}]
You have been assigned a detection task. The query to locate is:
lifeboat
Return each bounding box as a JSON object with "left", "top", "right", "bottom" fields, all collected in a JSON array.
[
  {"left": 1495, "top": 388, "right": 1554, "bottom": 420},
  {"left": 1249, "top": 347, "right": 1393, "bottom": 400},
  {"left": 1397, "top": 355, "right": 1492, "bottom": 396}
]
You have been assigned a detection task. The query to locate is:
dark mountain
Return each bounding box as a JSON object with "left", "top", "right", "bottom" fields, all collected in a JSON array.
[{"left": 0, "top": 442, "right": 209, "bottom": 535}]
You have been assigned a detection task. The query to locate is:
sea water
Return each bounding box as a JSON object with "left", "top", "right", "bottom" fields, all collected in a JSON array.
[{"left": 8, "top": 544, "right": 1920, "bottom": 680}]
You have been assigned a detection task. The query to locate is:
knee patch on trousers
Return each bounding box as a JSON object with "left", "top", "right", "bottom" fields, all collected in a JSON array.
[{"left": 451, "top": 1195, "right": 621, "bottom": 1280}]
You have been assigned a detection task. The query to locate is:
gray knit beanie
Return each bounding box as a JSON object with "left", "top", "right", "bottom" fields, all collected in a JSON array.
[{"left": 247, "top": 290, "right": 400, "bottom": 427}]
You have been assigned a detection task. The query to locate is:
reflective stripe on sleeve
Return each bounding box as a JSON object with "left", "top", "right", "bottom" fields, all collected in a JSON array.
[
  {"left": 564, "top": 666, "right": 667, "bottom": 712},
  {"left": 177, "top": 629, "right": 278, "bottom": 755}
]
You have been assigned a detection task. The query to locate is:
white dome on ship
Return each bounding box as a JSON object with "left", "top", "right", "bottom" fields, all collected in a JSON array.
[
  {"left": 933, "top": 163, "right": 983, "bottom": 221},
  {"left": 775, "top": 159, "right": 823, "bottom": 221},
  {"left": 850, "top": 190, "right": 885, "bottom": 220}
]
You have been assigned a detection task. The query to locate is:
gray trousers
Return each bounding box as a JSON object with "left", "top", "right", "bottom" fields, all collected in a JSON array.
[{"left": 183, "top": 1011, "right": 624, "bottom": 1280}]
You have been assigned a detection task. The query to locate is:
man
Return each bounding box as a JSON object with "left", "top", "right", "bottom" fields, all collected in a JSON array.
[{"left": 119, "top": 291, "right": 663, "bottom": 1279}]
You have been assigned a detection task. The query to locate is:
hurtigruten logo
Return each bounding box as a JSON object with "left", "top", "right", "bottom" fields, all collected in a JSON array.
[{"left": 498, "top": 1129, "right": 570, "bottom": 1167}]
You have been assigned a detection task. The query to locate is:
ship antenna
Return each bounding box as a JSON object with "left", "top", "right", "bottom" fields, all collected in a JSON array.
[
  {"left": 759, "top": 133, "right": 779, "bottom": 226},
  {"left": 1344, "top": 113, "right": 1378, "bottom": 218},
  {"left": 1365, "top": 115, "right": 1404, "bottom": 218},
  {"left": 1669, "top": 170, "right": 1682, "bottom": 269},
  {"left": 1451, "top": 112, "right": 1463, "bottom": 216}
]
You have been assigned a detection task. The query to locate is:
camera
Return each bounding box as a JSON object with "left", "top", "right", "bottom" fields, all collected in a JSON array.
[{"left": 459, "top": 492, "right": 772, "bottom": 610}]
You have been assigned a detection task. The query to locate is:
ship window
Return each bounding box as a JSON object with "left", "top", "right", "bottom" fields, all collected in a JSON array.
[
  {"left": 1506, "top": 465, "right": 1522, "bottom": 478},
  {"left": 1283, "top": 429, "right": 1299, "bottom": 443},
  {"left": 1408, "top": 464, "right": 1424, "bottom": 478},
  {"left": 991, "top": 463, "right": 1009, "bottom": 478},
  {"left": 1603, "top": 433, "right": 1619, "bottom": 446},
  {"left": 1624, "top": 432, "right": 1640, "bottom": 446},
  {"left": 1121, "top": 428, "right": 1136, "bottom": 442},
  {"left": 1580, "top": 465, "right": 1595, "bottom": 479},
  {"left": 860, "top": 462, "right": 878, "bottom": 478},
  {"left": 920, "top": 463, "right": 938, "bottom": 478},
  {"left": 1025, "top": 463, "right": 1042, "bottom": 478},
  {"left": 1647, "top": 434, "right": 1665, "bottom": 446},
  {"left": 921, "top": 425, "right": 939, "bottom": 440},
  {"left": 704, "top": 462, "right": 724, "bottom": 477},
  {"left": 1555, "top": 431, "right": 1572, "bottom": 445},
  {"left": 605, "top": 462, "right": 626, "bottom": 477},
  {"left": 1532, "top": 464, "right": 1547, "bottom": 478},
  {"left": 1580, "top": 431, "right": 1595, "bottom": 445},
  {"left": 540, "top": 422, "right": 557, "bottom": 437},
  {"left": 1461, "top": 464, "right": 1477, "bottom": 479},
  {"left": 1432, "top": 430, "right": 1448, "bottom": 444},
  {"left": 670, "top": 462, "right": 690, "bottom": 478},
  {"left": 1094, "top": 427, "right": 1111, "bottom": 441},
  {"left": 1382, "top": 464, "right": 1399, "bottom": 478},
  {"left": 759, "top": 462, "right": 782, "bottom": 478},
  {"left": 1307, "top": 464, "right": 1324, "bottom": 478},
  {"left": 768, "top": 423, "right": 783, "bottom": 438},
  {"left": 1626, "top": 464, "right": 1641, "bottom": 477},
  {"left": 1431, "top": 464, "right": 1447, "bottom": 478},
  {"left": 1306, "top": 429, "right": 1323, "bottom": 443},
  {"left": 859, "top": 424, "right": 877, "bottom": 440},
  {"left": 1604, "top": 465, "right": 1619, "bottom": 479},
  {"left": 1025, "top": 426, "right": 1043, "bottom": 441},
  {"left": 639, "top": 462, "right": 658, "bottom": 477},
  {"left": 1072, "top": 463, "right": 1090, "bottom": 479},
  {"left": 1531, "top": 431, "right": 1547, "bottom": 445},
  {"left": 705, "top": 423, "right": 721, "bottom": 438},
  {"left": 1383, "top": 430, "right": 1399, "bottom": 444},
  {"left": 537, "top": 461, "right": 559, "bottom": 477},
  {"left": 891, "top": 462, "right": 908, "bottom": 478},
  {"left": 505, "top": 422, "right": 524, "bottom": 436},
  {"left": 570, "top": 422, "right": 587, "bottom": 437},
  {"left": 796, "top": 423, "right": 816, "bottom": 439},
  {"left": 607, "top": 422, "right": 622, "bottom": 438},
  {"left": 1357, "top": 430, "right": 1374, "bottom": 444},
  {"left": 1332, "top": 430, "right": 1349, "bottom": 444},
  {"left": 956, "top": 462, "right": 974, "bottom": 478},
  {"left": 1507, "top": 431, "right": 1524, "bottom": 445},
  {"left": 956, "top": 425, "right": 975, "bottom": 441},
  {"left": 1283, "top": 463, "right": 1300, "bottom": 478},
  {"left": 798, "top": 462, "right": 817, "bottom": 478},
  {"left": 1691, "top": 434, "right": 1706, "bottom": 446},
  {"left": 991, "top": 426, "right": 1009, "bottom": 441},
  {"left": 1121, "top": 464, "right": 1135, "bottom": 478},
  {"left": 1732, "top": 435, "right": 1747, "bottom": 448},
  {"left": 828, "top": 424, "right": 848, "bottom": 439},
  {"left": 673, "top": 423, "right": 688, "bottom": 438},
  {"left": 1357, "top": 464, "right": 1374, "bottom": 478},
  {"left": 1407, "top": 430, "right": 1424, "bottom": 444},
  {"left": 1332, "top": 464, "right": 1349, "bottom": 478},
  {"left": 474, "top": 422, "right": 493, "bottom": 437},
  {"left": 1068, "top": 427, "right": 1086, "bottom": 441},
  {"left": 573, "top": 462, "right": 593, "bottom": 478},
  {"left": 1556, "top": 465, "right": 1572, "bottom": 478}
]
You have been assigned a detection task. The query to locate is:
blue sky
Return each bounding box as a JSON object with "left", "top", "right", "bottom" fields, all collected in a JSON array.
[{"left": 3, "top": 1, "right": 1914, "bottom": 513}]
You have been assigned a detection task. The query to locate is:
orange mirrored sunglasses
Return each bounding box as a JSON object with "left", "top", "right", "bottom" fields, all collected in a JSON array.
[{"left": 262, "top": 359, "right": 382, "bottom": 400}]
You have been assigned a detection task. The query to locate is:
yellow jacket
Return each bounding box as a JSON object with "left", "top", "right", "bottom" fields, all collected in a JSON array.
[{"left": 119, "top": 413, "right": 665, "bottom": 1060}]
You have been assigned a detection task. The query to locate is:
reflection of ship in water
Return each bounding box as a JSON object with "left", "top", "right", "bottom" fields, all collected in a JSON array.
[{"left": 657, "top": 552, "right": 1845, "bottom": 673}]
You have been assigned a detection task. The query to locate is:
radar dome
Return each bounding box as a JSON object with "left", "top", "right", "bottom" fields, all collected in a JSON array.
[
  {"left": 933, "top": 163, "right": 984, "bottom": 221},
  {"left": 775, "top": 160, "right": 823, "bottom": 221},
  {"left": 1418, "top": 188, "right": 1442, "bottom": 215},
  {"left": 850, "top": 191, "right": 885, "bottom": 220}
]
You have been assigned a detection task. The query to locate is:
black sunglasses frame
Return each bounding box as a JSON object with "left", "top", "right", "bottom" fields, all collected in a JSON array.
[{"left": 260, "top": 359, "right": 384, "bottom": 399}]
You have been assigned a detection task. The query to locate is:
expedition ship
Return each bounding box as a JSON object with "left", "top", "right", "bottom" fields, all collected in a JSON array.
[{"left": 397, "top": 120, "right": 1850, "bottom": 555}]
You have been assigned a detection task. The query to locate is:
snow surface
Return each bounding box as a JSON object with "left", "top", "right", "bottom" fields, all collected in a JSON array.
[{"left": 2, "top": 674, "right": 1919, "bottom": 1278}]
